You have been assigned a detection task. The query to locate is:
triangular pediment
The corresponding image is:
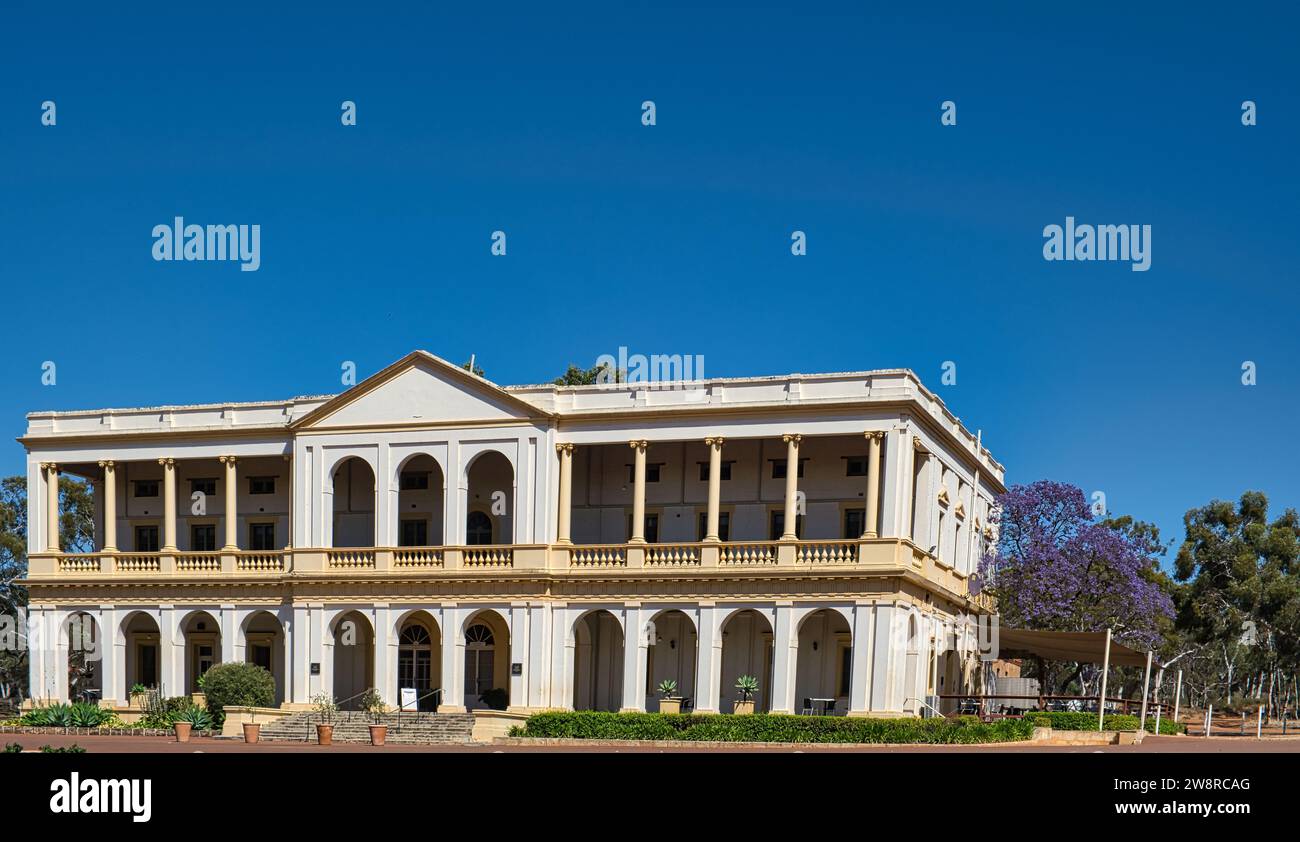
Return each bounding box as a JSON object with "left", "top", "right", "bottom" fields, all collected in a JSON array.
[{"left": 291, "top": 352, "right": 548, "bottom": 429}]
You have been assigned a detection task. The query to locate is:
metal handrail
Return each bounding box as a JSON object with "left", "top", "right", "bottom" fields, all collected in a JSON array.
[{"left": 904, "top": 697, "right": 945, "bottom": 718}]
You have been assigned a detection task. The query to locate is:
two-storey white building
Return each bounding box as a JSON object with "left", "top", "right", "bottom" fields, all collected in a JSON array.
[{"left": 21, "top": 350, "right": 1002, "bottom": 718}]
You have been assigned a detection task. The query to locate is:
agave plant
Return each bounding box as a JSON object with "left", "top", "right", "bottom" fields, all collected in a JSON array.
[
  {"left": 23, "top": 703, "right": 73, "bottom": 727},
  {"left": 657, "top": 679, "right": 679, "bottom": 699},
  {"left": 69, "top": 701, "right": 111, "bottom": 728},
  {"left": 735, "top": 674, "right": 759, "bottom": 702},
  {"left": 175, "top": 706, "right": 213, "bottom": 731}
]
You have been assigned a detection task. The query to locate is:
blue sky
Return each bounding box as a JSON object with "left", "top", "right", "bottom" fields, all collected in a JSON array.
[{"left": 2, "top": 1, "right": 1296, "bottom": 562}]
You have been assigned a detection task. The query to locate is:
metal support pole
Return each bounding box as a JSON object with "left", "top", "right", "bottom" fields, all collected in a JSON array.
[
  {"left": 1097, "top": 628, "right": 1112, "bottom": 730},
  {"left": 1138, "top": 649, "right": 1153, "bottom": 732}
]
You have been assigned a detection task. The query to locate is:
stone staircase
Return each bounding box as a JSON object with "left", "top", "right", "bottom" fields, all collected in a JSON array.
[{"left": 258, "top": 710, "right": 477, "bottom": 745}]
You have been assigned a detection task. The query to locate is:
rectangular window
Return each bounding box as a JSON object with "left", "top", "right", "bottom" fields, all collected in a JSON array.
[
  {"left": 400, "top": 518, "right": 428, "bottom": 547},
  {"left": 625, "top": 463, "right": 663, "bottom": 483},
  {"left": 134, "top": 480, "right": 159, "bottom": 498},
  {"left": 698, "top": 461, "right": 734, "bottom": 481},
  {"left": 769, "top": 511, "right": 804, "bottom": 540},
  {"left": 399, "top": 472, "right": 429, "bottom": 491},
  {"left": 134, "top": 525, "right": 159, "bottom": 552},
  {"left": 249, "top": 522, "right": 276, "bottom": 551},
  {"left": 770, "top": 459, "right": 805, "bottom": 479},
  {"left": 249, "top": 477, "right": 275, "bottom": 495},
  {"left": 190, "top": 524, "right": 216, "bottom": 551},
  {"left": 845, "top": 456, "right": 868, "bottom": 477},
  {"left": 190, "top": 478, "right": 217, "bottom": 496},
  {"left": 843, "top": 508, "right": 865, "bottom": 539},
  {"left": 697, "top": 511, "right": 730, "bottom": 541},
  {"left": 250, "top": 644, "right": 272, "bottom": 673}
]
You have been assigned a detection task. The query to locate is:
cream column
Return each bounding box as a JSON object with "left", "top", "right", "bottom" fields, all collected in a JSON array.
[
  {"left": 864, "top": 432, "right": 883, "bottom": 538},
  {"left": 780, "top": 434, "right": 801, "bottom": 539},
  {"left": 628, "top": 440, "right": 648, "bottom": 543},
  {"left": 159, "top": 457, "right": 177, "bottom": 551},
  {"left": 98, "top": 461, "right": 118, "bottom": 552},
  {"left": 219, "top": 455, "right": 238, "bottom": 550},
  {"left": 555, "top": 443, "right": 574, "bottom": 544},
  {"left": 704, "top": 437, "right": 724, "bottom": 542},
  {"left": 43, "top": 463, "right": 60, "bottom": 552}
]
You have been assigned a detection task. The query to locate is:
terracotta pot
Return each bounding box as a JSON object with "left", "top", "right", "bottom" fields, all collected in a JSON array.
[
  {"left": 659, "top": 699, "right": 682, "bottom": 715},
  {"left": 174, "top": 721, "right": 192, "bottom": 743},
  {"left": 243, "top": 723, "right": 261, "bottom": 744},
  {"left": 733, "top": 700, "right": 756, "bottom": 715},
  {"left": 369, "top": 724, "right": 387, "bottom": 746},
  {"left": 316, "top": 724, "right": 333, "bottom": 746}
]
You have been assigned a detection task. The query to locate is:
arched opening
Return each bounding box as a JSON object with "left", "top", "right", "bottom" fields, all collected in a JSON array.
[
  {"left": 332, "top": 610, "right": 374, "bottom": 709},
  {"left": 181, "top": 611, "right": 222, "bottom": 694},
  {"left": 241, "top": 611, "right": 286, "bottom": 706},
  {"left": 903, "top": 614, "right": 920, "bottom": 716},
  {"left": 65, "top": 612, "right": 102, "bottom": 704},
  {"left": 719, "top": 609, "right": 774, "bottom": 713},
  {"left": 396, "top": 611, "right": 442, "bottom": 710},
  {"left": 465, "top": 451, "right": 513, "bottom": 544},
  {"left": 794, "top": 609, "right": 852, "bottom": 715},
  {"left": 332, "top": 457, "right": 376, "bottom": 547},
  {"left": 122, "top": 612, "right": 160, "bottom": 697},
  {"left": 647, "top": 610, "right": 697, "bottom": 711},
  {"left": 395, "top": 454, "right": 446, "bottom": 546},
  {"left": 463, "top": 610, "right": 510, "bottom": 710},
  {"left": 572, "top": 610, "right": 624, "bottom": 711}
]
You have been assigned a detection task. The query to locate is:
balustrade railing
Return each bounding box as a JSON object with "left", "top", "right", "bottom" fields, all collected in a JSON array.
[
  {"left": 645, "top": 544, "right": 701, "bottom": 567},
  {"left": 718, "top": 542, "right": 779, "bottom": 566},
  {"left": 463, "top": 547, "right": 514, "bottom": 568},
  {"left": 177, "top": 552, "right": 222, "bottom": 572},
  {"left": 326, "top": 549, "right": 376, "bottom": 569},
  {"left": 569, "top": 545, "right": 627, "bottom": 568},
  {"left": 393, "top": 547, "right": 445, "bottom": 569},
  {"left": 795, "top": 541, "right": 858, "bottom": 565}
]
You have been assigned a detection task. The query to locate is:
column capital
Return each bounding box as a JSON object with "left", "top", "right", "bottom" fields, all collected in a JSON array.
[
  {"left": 781, "top": 433, "right": 802, "bottom": 445},
  {"left": 158, "top": 457, "right": 176, "bottom": 467},
  {"left": 704, "top": 436, "right": 725, "bottom": 447},
  {"left": 555, "top": 442, "right": 575, "bottom": 455},
  {"left": 864, "top": 431, "right": 885, "bottom": 442},
  {"left": 628, "top": 440, "right": 648, "bottom": 451},
  {"left": 41, "top": 462, "right": 58, "bottom": 472},
  {"left": 912, "top": 436, "right": 927, "bottom": 452},
  {"left": 218, "top": 454, "right": 238, "bottom": 465},
  {"left": 97, "top": 459, "right": 116, "bottom": 470}
]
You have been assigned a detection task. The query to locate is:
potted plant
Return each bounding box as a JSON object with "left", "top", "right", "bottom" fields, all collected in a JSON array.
[
  {"left": 191, "top": 673, "right": 208, "bottom": 709},
  {"left": 733, "top": 675, "right": 759, "bottom": 714},
  {"left": 360, "top": 688, "right": 386, "bottom": 746},
  {"left": 657, "top": 679, "right": 682, "bottom": 714},
  {"left": 311, "top": 693, "right": 336, "bottom": 745},
  {"left": 243, "top": 706, "right": 261, "bottom": 744},
  {"left": 173, "top": 706, "right": 212, "bottom": 743},
  {"left": 129, "top": 683, "right": 150, "bottom": 710}
]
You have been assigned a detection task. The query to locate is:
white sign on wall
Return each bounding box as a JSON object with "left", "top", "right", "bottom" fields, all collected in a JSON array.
[{"left": 400, "top": 687, "right": 418, "bottom": 711}]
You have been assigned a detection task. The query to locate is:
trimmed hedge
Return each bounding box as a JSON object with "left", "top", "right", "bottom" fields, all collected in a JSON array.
[
  {"left": 200, "top": 661, "right": 275, "bottom": 725},
  {"left": 1030, "top": 711, "right": 1185, "bottom": 735},
  {"left": 514, "top": 711, "right": 1037, "bottom": 744}
]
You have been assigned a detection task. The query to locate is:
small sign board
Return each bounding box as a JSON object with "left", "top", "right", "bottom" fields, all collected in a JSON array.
[
  {"left": 511, "top": 662, "right": 523, "bottom": 676},
  {"left": 310, "top": 662, "right": 320, "bottom": 675},
  {"left": 400, "top": 687, "right": 418, "bottom": 711}
]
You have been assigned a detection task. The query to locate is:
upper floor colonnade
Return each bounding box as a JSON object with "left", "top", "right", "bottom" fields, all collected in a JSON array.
[{"left": 30, "top": 427, "right": 997, "bottom": 580}]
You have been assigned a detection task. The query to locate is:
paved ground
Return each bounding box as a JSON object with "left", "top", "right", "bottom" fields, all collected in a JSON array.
[{"left": 6, "top": 733, "right": 1300, "bottom": 753}]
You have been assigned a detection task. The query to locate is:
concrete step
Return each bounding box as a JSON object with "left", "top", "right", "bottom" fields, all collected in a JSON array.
[{"left": 259, "top": 710, "right": 476, "bottom": 744}]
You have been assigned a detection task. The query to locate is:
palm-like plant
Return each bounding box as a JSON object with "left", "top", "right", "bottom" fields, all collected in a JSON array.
[
  {"left": 735, "top": 675, "right": 759, "bottom": 702},
  {"left": 657, "top": 679, "right": 679, "bottom": 699}
]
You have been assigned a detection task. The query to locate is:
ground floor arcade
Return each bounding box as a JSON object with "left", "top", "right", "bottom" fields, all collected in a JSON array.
[{"left": 27, "top": 595, "right": 988, "bottom": 717}]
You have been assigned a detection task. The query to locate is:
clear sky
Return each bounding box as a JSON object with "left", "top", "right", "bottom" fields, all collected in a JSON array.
[{"left": 2, "top": 2, "right": 1296, "bottom": 562}]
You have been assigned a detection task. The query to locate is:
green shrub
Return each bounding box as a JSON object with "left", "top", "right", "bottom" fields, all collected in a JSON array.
[
  {"left": 20, "top": 702, "right": 121, "bottom": 729},
  {"left": 1031, "top": 710, "right": 1184, "bottom": 734},
  {"left": 478, "top": 688, "right": 509, "bottom": 711},
  {"left": 40, "top": 744, "right": 86, "bottom": 753},
  {"left": 515, "top": 711, "right": 1036, "bottom": 744},
  {"left": 3, "top": 743, "right": 22, "bottom": 753},
  {"left": 200, "top": 662, "right": 275, "bottom": 724}
]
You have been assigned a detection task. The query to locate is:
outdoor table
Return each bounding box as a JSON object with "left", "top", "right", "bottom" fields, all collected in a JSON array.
[{"left": 810, "top": 697, "right": 835, "bottom": 715}]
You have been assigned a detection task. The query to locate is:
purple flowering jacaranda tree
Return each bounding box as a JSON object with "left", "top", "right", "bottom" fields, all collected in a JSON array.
[{"left": 979, "top": 480, "right": 1174, "bottom": 657}]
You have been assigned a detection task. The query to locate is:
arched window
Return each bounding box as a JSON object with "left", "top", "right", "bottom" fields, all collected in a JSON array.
[
  {"left": 400, "top": 624, "right": 431, "bottom": 645},
  {"left": 465, "top": 624, "right": 495, "bottom": 647},
  {"left": 466, "top": 511, "right": 493, "bottom": 545}
]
